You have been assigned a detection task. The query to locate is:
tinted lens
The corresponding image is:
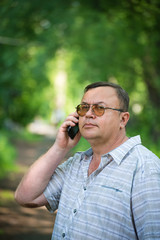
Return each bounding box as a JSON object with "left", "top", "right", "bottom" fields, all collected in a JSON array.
[
  {"left": 92, "top": 104, "right": 105, "bottom": 116},
  {"left": 76, "top": 104, "right": 105, "bottom": 116},
  {"left": 76, "top": 104, "right": 89, "bottom": 116}
]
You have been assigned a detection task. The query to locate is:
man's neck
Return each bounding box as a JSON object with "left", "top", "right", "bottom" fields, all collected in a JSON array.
[
  {"left": 88, "top": 134, "right": 128, "bottom": 176},
  {"left": 90, "top": 134, "right": 128, "bottom": 157}
]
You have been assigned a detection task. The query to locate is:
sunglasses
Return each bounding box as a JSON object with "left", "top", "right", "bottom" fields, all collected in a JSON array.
[{"left": 76, "top": 103, "right": 124, "bottom": 117}]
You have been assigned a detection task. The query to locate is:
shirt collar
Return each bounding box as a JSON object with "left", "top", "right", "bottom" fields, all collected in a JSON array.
[
  {"left": 81, "top": 148, "right": 93, "bottom": 161},
  {"left": 80, "top": 135, "right": 142, "bottom": 165},
  {"left": 109, "top": 135, "right": 142, "bottom": 165}
]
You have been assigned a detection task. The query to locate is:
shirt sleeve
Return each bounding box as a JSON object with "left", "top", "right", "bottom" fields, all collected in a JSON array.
[
  {"left": 132, "top": 155, "right": 160, "bottom": 239},
  {"left": 43, "top": 156, "right": 74, "bottom": 212}
]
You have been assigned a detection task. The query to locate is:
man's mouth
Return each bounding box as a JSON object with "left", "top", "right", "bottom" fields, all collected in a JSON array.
[{"left": 83, "top": 123, "right": 97, "bottom": 128}]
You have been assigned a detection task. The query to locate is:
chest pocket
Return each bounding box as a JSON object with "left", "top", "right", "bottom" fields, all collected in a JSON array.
[
  {"left": 86, "top": 180, "right": 131, "bottom": 213},
  {"left": 100, "top": 182, "right": 123, "bottom": 192}
]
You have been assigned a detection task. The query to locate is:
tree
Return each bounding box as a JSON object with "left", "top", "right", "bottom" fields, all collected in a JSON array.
[
  {"left": 0, "top": 0, "right": 160, "bottom": 146},
  {"left": 64, "top": 0, "right": 160, "bottom": 143}
]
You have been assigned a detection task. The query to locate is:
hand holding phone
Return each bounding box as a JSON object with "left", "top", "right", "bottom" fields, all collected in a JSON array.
[{"left": 67, "top": 123, "right": 79, "bottom": 139}]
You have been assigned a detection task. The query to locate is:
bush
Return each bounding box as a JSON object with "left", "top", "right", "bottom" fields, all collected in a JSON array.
[{"left": 0, "top": 133, "right": 17, "bottom": 178}]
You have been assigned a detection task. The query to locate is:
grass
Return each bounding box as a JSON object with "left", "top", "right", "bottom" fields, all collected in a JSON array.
[{"left": 0, "top": 190, "right": 14, "bottom": 206}]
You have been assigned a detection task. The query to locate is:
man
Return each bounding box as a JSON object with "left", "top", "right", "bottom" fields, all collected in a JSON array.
[{"left": 15, "top": 82, "right": 160, "bottom": 239}]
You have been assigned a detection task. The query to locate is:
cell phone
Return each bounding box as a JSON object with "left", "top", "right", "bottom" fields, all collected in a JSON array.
[{"left": 67, "top": 123, "right": 79, "bottom": 139}]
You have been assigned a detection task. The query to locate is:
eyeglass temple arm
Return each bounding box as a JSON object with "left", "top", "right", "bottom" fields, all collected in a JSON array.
[{"left": 105, "top": 107, "right": 124, "bottom": 112}]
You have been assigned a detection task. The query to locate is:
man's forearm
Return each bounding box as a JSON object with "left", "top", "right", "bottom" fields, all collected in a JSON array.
[{"left": 15, "top": 144, "right": 69, "bottom": 206}]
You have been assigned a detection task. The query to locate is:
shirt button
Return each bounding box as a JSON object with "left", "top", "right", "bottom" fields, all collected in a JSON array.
[
  {"left": 83, "top": 186, "right": 87, "bottom": 191},
  {"left": 73, "top": 209, "right": 77, "bottom": 214},
  {"left": 62, "top": 233, "right": 65, "bottom": 238}
]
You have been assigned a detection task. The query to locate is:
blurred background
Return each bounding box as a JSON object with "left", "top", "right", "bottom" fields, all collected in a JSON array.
[{"left": 0, "top": 0, "right": 160, "bottom": 239}]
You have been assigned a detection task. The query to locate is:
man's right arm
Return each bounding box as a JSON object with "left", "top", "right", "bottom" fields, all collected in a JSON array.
[{"left": 14, "top": 112, "right": 80, "bottom": 208}]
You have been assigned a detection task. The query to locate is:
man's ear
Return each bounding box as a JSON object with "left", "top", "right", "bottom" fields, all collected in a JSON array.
[{"left": 120, "top": 112, "right": 130, "bottom": 129}]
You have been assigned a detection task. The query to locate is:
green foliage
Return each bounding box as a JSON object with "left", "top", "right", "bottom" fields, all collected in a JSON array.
[
  {"left": 0, "top": 0, "right": 160, "bottom": 177},
  {"left": 0, "top": 190, "right": 14, "bottom": 206},
  {"left": 0, "top": 132, "right": 16, "bottom": 178},
  {"left": 65, "top": 0, "right": 160, "bottom": 147},
  {"left": 72, "top": 137, "right": 91, "bottom": 154},
  {"left": 0, "top": 0, "right": 65, "bottom": 127}
]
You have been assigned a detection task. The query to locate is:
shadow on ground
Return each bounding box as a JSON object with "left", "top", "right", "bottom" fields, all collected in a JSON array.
[{"left": 0, "top": 136, "right": 57, "bottom": 240}]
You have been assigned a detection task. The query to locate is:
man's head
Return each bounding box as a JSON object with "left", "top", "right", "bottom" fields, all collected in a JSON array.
[
  {"left": 84, "top": 81, "right": 129, "bottom": 112},
  {"left": 77, "top": 81, "right": 130, "bottom": 148}
]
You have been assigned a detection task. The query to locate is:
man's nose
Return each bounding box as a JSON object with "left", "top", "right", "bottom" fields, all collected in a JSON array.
[{"left": 85, "top": 106, "right": 95, "bottom": 118}]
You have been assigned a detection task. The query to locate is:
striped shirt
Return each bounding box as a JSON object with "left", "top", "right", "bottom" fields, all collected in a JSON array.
[{"left": 44, "top": 135, "right": 160, "bottom": 240}]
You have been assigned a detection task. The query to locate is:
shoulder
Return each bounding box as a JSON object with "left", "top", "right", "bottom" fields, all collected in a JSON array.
[
  {"left": 58, "top": 150, "right": 88, "bottom": 171},
  {"left": 133, "top": 144, "right": 160, "bottom": 176}
]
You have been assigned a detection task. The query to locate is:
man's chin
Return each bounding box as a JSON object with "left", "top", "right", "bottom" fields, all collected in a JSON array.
[{"left": 82, "top": 132, "right": 100, "bottom": 141}]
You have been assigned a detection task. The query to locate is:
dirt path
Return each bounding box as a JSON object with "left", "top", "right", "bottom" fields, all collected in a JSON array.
[{"left": 0, "top": 136, "right": 57, "bottom": 240}]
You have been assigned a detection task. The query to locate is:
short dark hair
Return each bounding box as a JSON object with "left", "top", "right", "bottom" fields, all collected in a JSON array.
[{"left": 84, "top": 81, "right": 129, "bottom": 112}]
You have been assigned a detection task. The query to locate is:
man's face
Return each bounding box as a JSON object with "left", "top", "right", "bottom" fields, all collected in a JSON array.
[{"left": 78, "top": 86, "right": 125, "bottom": 144}]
